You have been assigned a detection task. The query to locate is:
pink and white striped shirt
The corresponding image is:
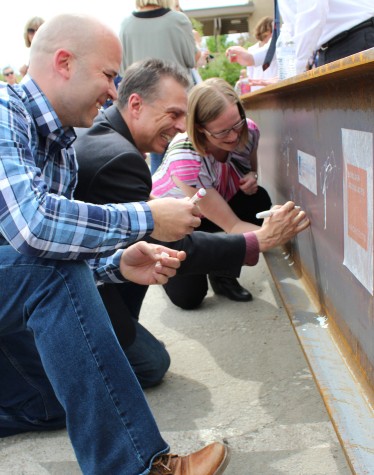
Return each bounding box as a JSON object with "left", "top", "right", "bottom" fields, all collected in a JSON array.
[{"left": 152, "top": 119, "right": 260, "bottom": 201}]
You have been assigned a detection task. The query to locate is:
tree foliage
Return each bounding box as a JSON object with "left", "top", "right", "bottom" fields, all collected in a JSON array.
[
  {"left": 198, "top": 34, "right": 242, "bottom": 86},
  {"left": 190, "top": 17, "right": 204, "bottom": 38},
  {"left": 198, "top": 54, "right": 242, "bottom": 86}
]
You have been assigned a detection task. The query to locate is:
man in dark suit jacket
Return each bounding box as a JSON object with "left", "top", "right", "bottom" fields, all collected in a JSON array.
[{"left": 74, "top": 59, "right": 309, "bottom": 388}]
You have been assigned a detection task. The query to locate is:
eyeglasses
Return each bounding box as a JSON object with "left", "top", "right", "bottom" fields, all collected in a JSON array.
[
  {"left": 27, "top": 28, "right": 36, "bottom": 34},
  {"left": 4, "top": 71, "right": 14, "bottom": 77},
  {"left": 202, "top": 118, "right": 246, "bottom": 139}
]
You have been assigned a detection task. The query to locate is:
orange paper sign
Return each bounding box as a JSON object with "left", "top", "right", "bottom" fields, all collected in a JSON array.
[{"left": 346, "top": 164, "right": 368, "bottom": 250}]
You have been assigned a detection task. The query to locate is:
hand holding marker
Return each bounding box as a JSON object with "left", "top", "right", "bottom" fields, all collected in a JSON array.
[
  {"left": 156, "top": 188, "right": 206, "bottom": 267},
  {"left": 189, "top": 188, "right": 206, "bottom": 204},
  {"left": 256, "top": 205, "right": 301, "bottom": 219}
]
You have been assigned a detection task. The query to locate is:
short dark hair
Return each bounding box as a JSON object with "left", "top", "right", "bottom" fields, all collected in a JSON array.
[{"left": 117, "top": 58, "right": 190, "bottom": 109}]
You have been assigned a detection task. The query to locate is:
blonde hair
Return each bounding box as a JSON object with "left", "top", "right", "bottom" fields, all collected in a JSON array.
[
  {"left": 135, "top": 0, "right": 171, "bottom": 8},
  {"left": 254, "top": 16, "right": 272, "bottom": 42},
  {"left": 171, "top": 0, "right": 182, "bottom": 10},
  {"left": 187, "top": 78, "right": 248, "bottom": 156},
  {"left": 23, "top": 16, "right": 44, "bottom": 47}
]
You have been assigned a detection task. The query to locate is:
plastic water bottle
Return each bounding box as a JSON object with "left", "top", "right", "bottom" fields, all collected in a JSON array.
[{"left": 276, "top": 25, "right": 296, "bottom": 80}]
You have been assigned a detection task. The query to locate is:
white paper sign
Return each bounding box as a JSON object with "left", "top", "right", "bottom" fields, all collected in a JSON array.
[
  {"left": 342, "top": 128, "right": 373, "bottom": 294},
  {"left": 297, "top": 150, "right": 317, "bottom": 195}
]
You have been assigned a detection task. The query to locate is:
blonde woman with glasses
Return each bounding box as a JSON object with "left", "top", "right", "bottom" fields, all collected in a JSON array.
[
  {"left": 152, "top": 77, "right": 272, "bottom": 307},
  {"left": 19, "top": 16, "right": 44, "bottom": 77}
]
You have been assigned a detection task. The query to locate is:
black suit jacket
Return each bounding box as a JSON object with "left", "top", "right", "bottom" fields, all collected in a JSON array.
[
  {"left": 75, "top": 106, "right": 151, "bottom": 204},
  {"left": 74, "top": 105, "right": 246, "bottom": 348}
]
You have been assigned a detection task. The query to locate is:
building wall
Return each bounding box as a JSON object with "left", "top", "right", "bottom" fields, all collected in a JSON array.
[
  {"left": 249, "top": 0, "right": 273, "bottom": 42},
  {"left": 184, "top": 0, "right": 273, "bottom": 42}
]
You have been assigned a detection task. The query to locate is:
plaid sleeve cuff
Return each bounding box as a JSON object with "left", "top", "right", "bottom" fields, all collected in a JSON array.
[{"left": 91, "top": 250, "right": 127, "bottom": 285}]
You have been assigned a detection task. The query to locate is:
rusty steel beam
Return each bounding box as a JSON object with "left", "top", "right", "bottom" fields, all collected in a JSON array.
[{"left": 243, "top": 49, "right": 374, "bottom": 474}]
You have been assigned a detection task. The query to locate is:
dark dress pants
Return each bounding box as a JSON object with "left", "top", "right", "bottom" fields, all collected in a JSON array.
[
  {"left": 164, "top": 187, "right": 272, "bottom": 309},
  {"left": 318, "top": 22, "right": 374, "bottom": 66}
]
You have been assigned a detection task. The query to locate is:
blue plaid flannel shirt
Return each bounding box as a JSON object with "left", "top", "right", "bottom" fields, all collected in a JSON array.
[{"left": 0, "top": 77, "right": 154, "bottom": 283}]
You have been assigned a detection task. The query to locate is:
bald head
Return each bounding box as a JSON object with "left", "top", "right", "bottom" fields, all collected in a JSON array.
[
  {"left": 27, "top": 14, "right": 122, "bottom": 128},
  {"left": 29, "top": 14, "right": 116, "bottom": 68}
]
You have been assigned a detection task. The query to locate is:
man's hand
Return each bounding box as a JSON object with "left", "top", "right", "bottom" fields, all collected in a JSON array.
[
  {"left": 239, "top": 172, "right": 258, "bottom": 195},
  {"left": 119, "top": 241, "right": 186, "bottom": 285},
  {"left": 254, "top": 201, "right": 310, "bottom": 252},
  {"left": 148, "top": 197, "right": 201, "bottom": 242}
]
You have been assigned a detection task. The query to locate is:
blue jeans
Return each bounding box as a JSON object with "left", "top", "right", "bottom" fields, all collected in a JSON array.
[
  {"left": 98, "top": 282, "right": 170, "bottom": 388},
  {"left": 125, "top": 319, "right": 170, "bottom": 389},
  {"left": 0, "top": 245, "right": 168, "bottom": 474}
]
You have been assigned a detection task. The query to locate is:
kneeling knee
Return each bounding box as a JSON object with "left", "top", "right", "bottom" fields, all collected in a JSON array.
[
  {"left": 138, "top": 346, "right": 171, "bottom": 389},
  {"left": 166, "top": 289, "right": 207, "bottom": 310}
]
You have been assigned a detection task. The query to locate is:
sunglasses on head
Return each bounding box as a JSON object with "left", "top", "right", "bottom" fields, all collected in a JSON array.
[
  {"left": 4, "top": 71, "right": 14, "bottom": 77},
  {"left": 27, "top": 28, "right": 36, "bottom": 34}
]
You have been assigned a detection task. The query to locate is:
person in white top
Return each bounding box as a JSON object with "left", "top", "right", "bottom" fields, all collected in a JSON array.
[
  {"left": 228, "top": 0, "right": 373, "bottom": 80},
  {"left": 294, "top": 0, "right": 374, "bottom": 73},
  {"left": 226, "top": 16, "right": 278, "bottom": 85},
  {"left": 246, "top": 16, "right": 277, "bottom": 91},
  {"left": 225, "top": 3, "right": 298, "bottom": 85}
]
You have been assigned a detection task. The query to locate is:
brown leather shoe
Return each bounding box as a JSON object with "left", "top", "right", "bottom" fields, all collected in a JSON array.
[{"left": 150, "top": 441, "right": 231, "bottom": 475}]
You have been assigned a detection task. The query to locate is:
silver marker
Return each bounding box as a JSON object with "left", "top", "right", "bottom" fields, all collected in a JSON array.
[
  {"left": 256, "top": 205, "right": 301, "bottom": 219},
  {"left": 256, "top": 210, "right": 274, "bottom": 219}
]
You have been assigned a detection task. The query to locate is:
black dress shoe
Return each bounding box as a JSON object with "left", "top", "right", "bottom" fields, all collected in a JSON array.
[{"left": 208, "top": 275, "right": 253, "bottom": 302}]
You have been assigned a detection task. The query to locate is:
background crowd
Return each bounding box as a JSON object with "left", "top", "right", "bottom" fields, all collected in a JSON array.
[{"left": 3, "top": 1, "right": 373, "bottom": 93}]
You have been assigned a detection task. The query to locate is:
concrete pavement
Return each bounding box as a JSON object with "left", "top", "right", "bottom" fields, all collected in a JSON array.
[{"left": 0, "top": 256, "right": 351, "bottom": 474}]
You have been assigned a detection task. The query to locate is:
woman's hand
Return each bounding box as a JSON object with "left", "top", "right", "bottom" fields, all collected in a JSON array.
[
  {"left": 225, "top": 46, "right": 254, "bottom": 66},
  {"left": 119, "top": 242, "right": 186, "bottom": 285},
  {"left": 239, "top": 171, "right": 258, "bottom": 195}
]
